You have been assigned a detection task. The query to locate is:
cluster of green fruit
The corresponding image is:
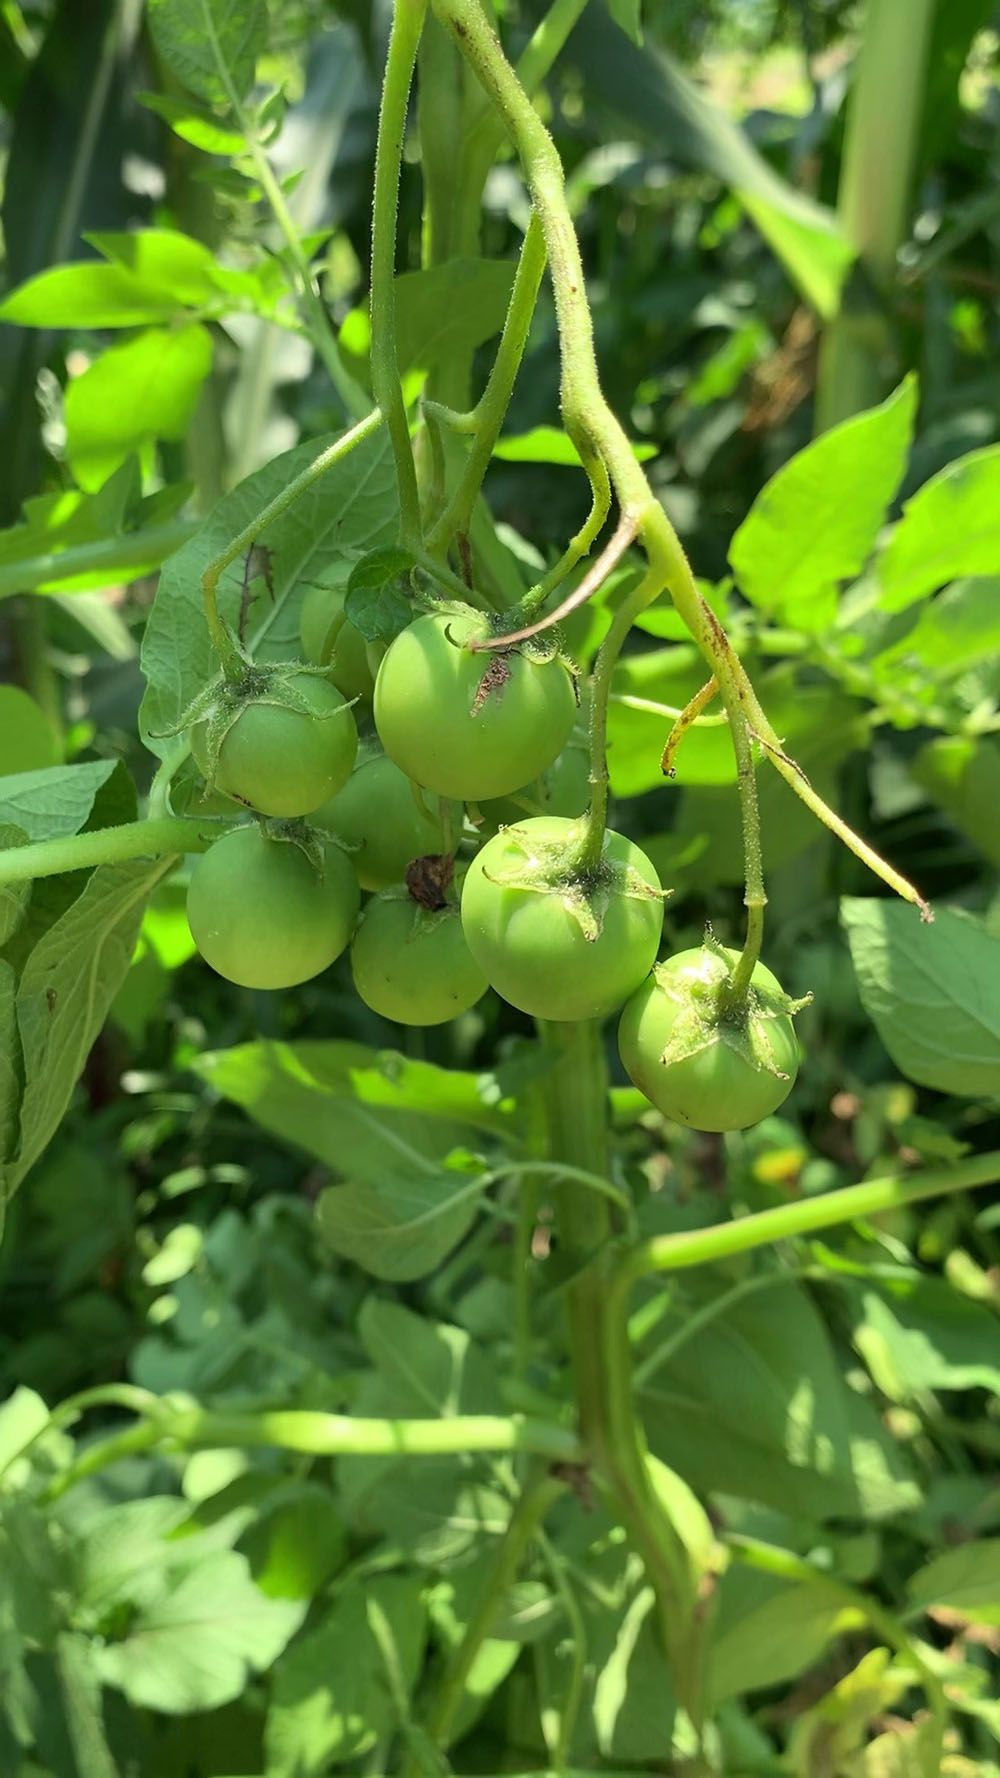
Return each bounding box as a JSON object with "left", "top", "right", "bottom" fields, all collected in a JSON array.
[{"left": 184, "top": 588, "right": 801, "bottom": 1132}]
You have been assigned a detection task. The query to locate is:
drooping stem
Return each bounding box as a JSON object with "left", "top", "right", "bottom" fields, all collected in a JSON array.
[
  {"left": 518, "top": 455, "right": 612, "bottom": 619},
  {"left": 370, "top": 0, "right": 428, "bottom": 547},
  {"left": 725, "top": 714, "right": 766, "bottom": 1001},
  {"left": 0, "top": 816, "right": 214, "bottom": 885},
  {"left": 425, "top": 211, "right": 547, "bottom": 553},
  {"left": 200, "top": 409, "right": 385, "bottom": 675},
  {"left": 578, "top": 562, "right": 664, "bottom": 866}
]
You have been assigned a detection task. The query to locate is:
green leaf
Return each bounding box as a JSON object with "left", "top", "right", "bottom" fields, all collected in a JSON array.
[
  {"left": 85, "top": 228, "right": 232, "bottom": 306},
  {"left": 341, "top": 258, "right": 516, "bottom": 385},
  {"left": 0, "top": 761, "right": 118, "bottom": 841},
  {"left": 147, "top": 0, "right": 268, "bottom": 106},
  {"left": 0, "top": 689, "right": 59, "bottom": 776},
  {"left": 137, "top": 90, "right": 247, "bottom": 154},
  {"left": 708, "top": 1574, "right": 846, "bottom": 1705},
  {"left": 569, "top": 3, "right": 851, "bottom": 316},
  {"left": 139, "top": 427, "right": 397, "bottom": 752},
  {"left": 95, "top": 1549, "right": 303, "bottom": 1712},
  {"left": 0, "top": 471, "right": 194, "bottom": 601},
  {"left": 265, "top": 1574, "right": 425, "bottom": 1775},
  {"left": 0, "top": 263, "right": 194, "bottom": 329},
  {"left": 55, "top": 1634, "right": 118, "bottom": 1778},
  {"left": 912, "top": 736, "right": 1000, "bottom": 868},
  {"left": 0, "top": 963, "right": 20, "bottom": 1193},
  {"left": 872, "top": 577, "right": 1000, "bottom": 678},
  {"left": 194, "top": 1040, "right": 500, "bottom": 1281},
  {"left": 906, "top": 1541, "right": 1000, "bottom": 1626},
  {"left": 239, "top": 1483, "right": 346, "bottom": 1600},
  {"left": 66, "top": 325, "right": 213, "bottom": 492},
  {"left": 636, "top": 1274, "right": 918, "bottom": 1520},
  {"left": 10, "top": 857, "right": 171, "bottom": 1194},
  {"left": 345, "top": 547, "right": 415, "bottom": 644},
  {"left": 846, "top": 1275, "right": 1000, "bottom": 1401},
  {"left": 0, "top": 1386, "right": 49, "bottom": 1478},
  {"left": 842, "top": 899, "right": 1000, "bottom": 1097},
  {"left": 876, "top": 444, "right": 1000, "bottom": 612},
  {"left": 728, "top": 378, "right": 916, "bottom": 624},
  {"left": 606, "top": 0, "right": 642, "bottom": 43},
  {"left": 493, "top": 425, "right": 656, "bottom": 466}
]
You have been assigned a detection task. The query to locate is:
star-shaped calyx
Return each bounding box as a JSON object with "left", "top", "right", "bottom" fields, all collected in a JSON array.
[
  {"left": 653, "top": 932, "right": 811, "bottom": 1080},
  {"left": 481, "top": 819, "right": 668, "bottom": 943},
  {"left": 158, "top": 647, "right": 355, "bottom": 792}
]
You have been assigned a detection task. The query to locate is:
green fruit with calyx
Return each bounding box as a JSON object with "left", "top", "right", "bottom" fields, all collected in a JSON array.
[
  {"left": 187, "top": 823, "right": 360, "bottom": 989},
  {"left": 189, "top": 663, "right": 357, "bottom": 818},
  {"left": 313, "top": 751, "right": 457, "bottom": 891},
  {"left": 300, "top": 575, "right": 375, "bottom": 703},
  {"left": 374, "top": 604, "right": 577, "bottom": 801},
  {"left": 461, "top": 814, "right": 665, "bottom": 1021},
  {"left": 618, "top": 942, "right": 808, "bottom": 1133},
  {"left": 351, "top": 856, "right": 487, "bottom": 1026}
]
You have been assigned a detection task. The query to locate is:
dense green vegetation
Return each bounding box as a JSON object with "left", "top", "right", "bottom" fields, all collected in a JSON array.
[{"left": 0, "top": 2, "right": 998, "bottom": 1774}]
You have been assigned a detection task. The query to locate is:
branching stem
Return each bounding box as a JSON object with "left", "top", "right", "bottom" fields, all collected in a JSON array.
[{"left": 0, "top": 817, "right": 214, "bottom": 885}]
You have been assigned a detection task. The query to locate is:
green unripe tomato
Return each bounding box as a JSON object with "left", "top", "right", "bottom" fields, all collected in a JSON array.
[
  {"left": 312, "top": 753, "right": 455, "bottom": 891},
  {"left": 191, "top": 672, "right": 358, "bottom": 818},
  {"left": 351, "top": 892, "right": 487, "bottom": 1026},
  {"left": 299, "top": 579, "right": 375, "bottom": 703},
  {"left": 618, "top": 946, "right": 800, "bottom": 1133},
  {"left": 461, "top": 815, "right": 663, "bottom": 1021},
  {"left": 186, "top": 825, "right": 360, "bottom": 989},
  {"left": 374, "top": 606, "right": 576, "bottom": 801},
  {"left": 478, "top": 739, "right": 592, "bottom": 832}
]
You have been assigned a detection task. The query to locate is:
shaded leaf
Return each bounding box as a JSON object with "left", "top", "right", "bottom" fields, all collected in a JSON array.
[
  {"left": 147, "top": 0, "right": 267, "bottom": 106},
  {"left": 842, "top": 899, "right": 1000, "bottom": 1097},
  {"left": 876, "top": 444, "right": 1000, "bottom": 612},
  {"left": 907, "top": 1541, "right": 1000, "bottom": 1627}
]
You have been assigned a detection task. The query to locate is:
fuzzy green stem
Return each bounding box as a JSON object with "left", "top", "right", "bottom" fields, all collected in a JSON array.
[
  {"left": 370, "top": 0, "right": 428, "bottom": 546},
  {"left": 151, "top": 1405, "right": 582, "bottom": 1463},
  {"left": 200, "top": 409, "right": 384, "bottom": 675},
  {"left": 425, "top": 211, "right": 547, "bottom": 554},
  {"left": 578, "top": 561, "right": 663, "bottom": 867},
  {"left": 622, "top": 1150, "right": 1000, "bottom": 1286},
  {"left": 427, "top": 1472, "right": 566, "bottom": 1749},
  {"left": 0, "top": 816, "right": 213, "bottom": 885},
  {"left": 518, "top": 457, "right": 612, "bottom": 621}
]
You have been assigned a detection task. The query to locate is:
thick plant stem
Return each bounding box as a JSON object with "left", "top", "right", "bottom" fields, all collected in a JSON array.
[
  {"left": 199, "top": 410, "right": 384, "bottom": 674},
  {"left": 815, "top": 0, "right": 935, "bottom": 431},
  {"left": 537, "top": 1020, "right": 704, "bottom": 1725},
  {"left": 425, "top": 211, "right": 547, "bottom": 553},
  {"left": 371, "top": 0, "right": 428, "bottom": 547},
  {"left": 0, "top": 816, "right": 213, "bottom": 885},
  {"left": 428, "top": 1472, "right": 566, "bottom": 1749}
]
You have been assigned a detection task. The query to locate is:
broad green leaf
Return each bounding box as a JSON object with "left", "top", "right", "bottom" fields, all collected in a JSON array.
[
  {"left": 708, "top": 1574, "right": 847, "bottom": 1705},
  {"left": 846, "top": 1276, "right": 1000, "bottom": 1400},
  {"left": 0, "top": 473, "right": 194, "bottom": 600},
  {"left": 95, "top": 1549, "right": 303, "bottom": 1712},
  {"left": 137, "top": 89, "right": 247, "bottom": 153},
  {"left": 86, "top": 228, "right": 225, "bottom": 302},
  {"left": 73, "top": 1497, "right": 193, "bottom": 1617},
  {"left": 636, "top": 1274, "right": 918, "bottom": 1520},
  {"left": 0, "top": 1386, "right": 48, "bottom": 1479},
  {"left": 0, "top": 963, "right": 19, "bottom": 1187},
  {"left": 728, "top": 378, "right": 916, "bottom": 624},
  {"left": 147, "top": 0, "right": 267, "bottom": 106},
  {"left": 912, "top": 736, "right": 1000, "bottom": 868},
  {"left": 876, "top": 444, "right": 1000, "bottom": 612},
  {"left": 493, "top": 425, "right": 656, "bottom": 466},
  {"left": 569, "top": 4, "right": 851, "bottom": 316},
  {"left": 341, "top": 258, "right": 516, "bottom": 384},
  {"left": 842, "top": 899, "right": 1000, "bottom": 1097},
  {"left": 139, "top": 427, "right": 396, "bottom": 751},
  {"left": 66, "top": 325, "right": 213, "bottom": 491},
  {"left": 194, "top": 1040, "right": 501, "bottom": 1281},
  {"left": 345, "top": 546, "right": 414, "bottom": 644},
  {"left": 0, "top": 263, "right": 194, "bottom": 329},
  {"left": 11, "top": 857, "right": 172, "bottom": 1192},
  {"left": 872, "top": 577, "right": 1000, "bottom": 678},
  {"left": 0, "top": 761, "right": 118, "bottom": 841},
  {"left": 55, "top": 1634, "right": 117, "bottom": 1778},
  {"left": 239, "top": 1484, "right": 345, "bottom": 1600},
  {"left": 265, "top": 1575, "right": 425, "bottom": 1775},
  {"left": 0, "top": 829, "right": 31, "bottom": 946},
  {"left": 906, "top": 1540, "right": 1000, "bottom": 1626},
  {"left": 0, "top": 689, "right": 59, "bottom": 776}
]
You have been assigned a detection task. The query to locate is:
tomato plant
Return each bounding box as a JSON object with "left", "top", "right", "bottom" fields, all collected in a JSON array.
[{"left": 0, "top": 0, "right": 998, "bottom": 1772}]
